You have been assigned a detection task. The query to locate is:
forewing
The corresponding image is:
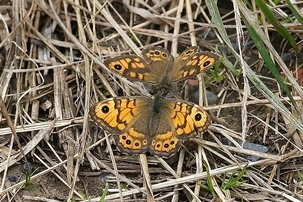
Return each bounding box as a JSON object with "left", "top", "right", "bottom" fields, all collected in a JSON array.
[
  {"left": 104, "top": 55, "right": 157, "bottom": 84},
  {"left": 172, "top": 46, "right": 219, "bottom": 82},
  {"left": 89, "top": 97, "right": 151, "bottom": 155},
  {"left": 163, "top": 99, "right": 211, "bottom": 138}
]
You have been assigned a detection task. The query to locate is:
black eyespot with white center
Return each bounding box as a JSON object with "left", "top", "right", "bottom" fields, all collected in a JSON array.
[
  {"left": 195, "top": 113, "right": 202, "bottom": 121},
  {"left": 203, "top": 61, "right": 210, "bottom": 67},
  {"left": 114, "top": 64, "right": 122, "bottom": 70},
  {"left": 101, "top": 105, "right": 109, "bottom": 113}
]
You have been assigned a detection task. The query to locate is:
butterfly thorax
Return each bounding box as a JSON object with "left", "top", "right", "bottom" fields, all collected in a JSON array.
[
  {"left": 151, "top": 95, "right": 163, "bottom": 113},
  {"left": 158, "top": 73, "right": 173, "bottom": 87}
]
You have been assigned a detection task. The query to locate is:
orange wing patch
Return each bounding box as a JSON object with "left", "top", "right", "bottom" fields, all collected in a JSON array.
[
  {"left": 90, "top": 98, "right": 144, "bottom": 132},
  {"left": 117, "top": 127, "right": 148, "bottom": 151},
  {"left": 151, "top": 131, "right": 179, "bottom": 153},
  {"left": 166, "top": 101, "right": 210, "bottom": 137}
]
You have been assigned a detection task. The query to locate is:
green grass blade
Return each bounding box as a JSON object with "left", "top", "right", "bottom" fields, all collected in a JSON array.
[
  {"left": 242, "top": 16, "right": 298, "bottom": 112},
  {"left": 222, "top": 164, "right": 248, "bottom": 190},
  {"left": 205, "top": 0, "right": 303, "bottom": 131},
  {"left": 255, "top": 0, "right": 298, "bottom": 50},
  {"left": 285, "top": 0, "right": 303, "bottom": 25},
  {"left": 202, "top": 159, "right": 216, "bottom": 197},
  {"left": 99, "top": 183, "right": 109, "bottom": 202}
]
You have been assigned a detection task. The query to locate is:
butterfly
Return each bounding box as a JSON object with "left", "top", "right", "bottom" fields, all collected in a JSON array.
[
  {"left": 104, "top": 46, "right": 219, "bottom": 87},
  {"left": 89, "top": 96, "right": 210, "bottom": 158}
]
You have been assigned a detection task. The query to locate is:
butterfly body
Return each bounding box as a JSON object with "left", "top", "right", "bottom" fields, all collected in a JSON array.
[
  {"left": 91, "top": 46, "right": 218, "bottom": 157},
  {"left": 104, "top": 46, "right": 219, "bottom": 87},
  {"left": 90, "top": 96, "right": 210, "bottom": 157}
]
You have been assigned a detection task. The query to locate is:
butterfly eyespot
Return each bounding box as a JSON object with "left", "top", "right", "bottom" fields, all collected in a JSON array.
[
  {"left": 170, "top": 140, "right": 175, "bottom": 145},
  {"left": 156, "top": 143, "right": 161, "bottom": 148},
  {"left": 195, "top": 113, "right": 202, "bottom": 121},
  {"left": 126, "top": 140, "right": 132, "bottom": 145},
  {"left": 135, "top": 142, "right": 140, "bottom": 147},
  {"left": 101, "top": 105, "right": 109, "bottom": 113},
  {"left": 155, "top": 50, "right": 160, "bottom": 55},
  {"left": 121, "top": 135, "right": 127, "bottom": 140},
  {"left": 162, "top": 53, "right": 167, "bottom": 57},
  {"left": 143, "top": 140, "right": 148, "bottom": 145},
  {"left": 164, "top": 143, "right": 169, "bottom": 148},
  {"left": 114, "top": 64, "right": 122, "bottom": 70},
  {"left": 203, "top": 61, "right": 211, "bottom": 67}
]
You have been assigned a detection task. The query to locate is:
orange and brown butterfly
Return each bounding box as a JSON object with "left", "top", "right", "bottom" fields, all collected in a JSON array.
[
  {"left": 104, "top": 46, "right": 219, "bottom": 87},
  {"left": 89, "top": 96, "right": 210, "bottom": 158}
]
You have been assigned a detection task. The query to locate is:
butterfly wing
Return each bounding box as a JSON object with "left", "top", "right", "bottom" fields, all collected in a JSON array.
[
  {"left": 89, "top": 97, "right": 153, "bottom": 155},
  {"left": 148, "top": 111, "right": 183, "bottom": 158},
  {"left": 172, "top": 46, "right": 219, "bottom": 82},
  {"left": 104, "top": 55, "right": 156, "bottom": 84},
  {"left": 141, "top": 46, "right": 174, "bottom": 85},
  {"left": 148, "top": 98, "right": 211, "bottom": 158},
  {"left": 164, "top": 99, "right": 210, "bottom": 137},
  {"left": 104, "top": 46, "right": 173, "bottom": 85}
]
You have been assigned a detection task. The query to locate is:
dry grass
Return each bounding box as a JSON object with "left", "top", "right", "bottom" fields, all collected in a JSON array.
[{"left": 0, "top": 0, "right": 303, "bottom": 201}]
